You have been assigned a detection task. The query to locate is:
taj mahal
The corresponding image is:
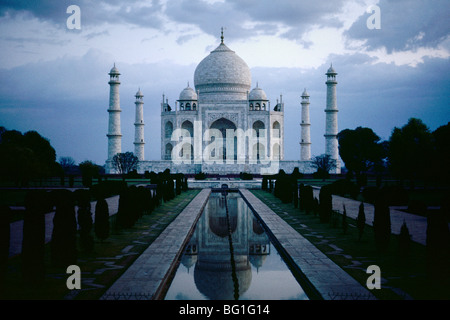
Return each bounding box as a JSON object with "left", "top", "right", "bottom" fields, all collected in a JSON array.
[{"left": 105, "top": 31, "right": 341, "bottom": 175}]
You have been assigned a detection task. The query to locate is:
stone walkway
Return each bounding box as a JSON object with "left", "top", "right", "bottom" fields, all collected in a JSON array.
[
  {"left": 101, "top": 189, "right": 211, "bottom": 300},
  {"left": 8, "top": 195, "right": 120, "bottom": 257},
  {"left": 311, "top": 187, "right": 440, "bottom": 246},
  {"left": 241, "top": 189, "right": 376, "bottom": 300}
]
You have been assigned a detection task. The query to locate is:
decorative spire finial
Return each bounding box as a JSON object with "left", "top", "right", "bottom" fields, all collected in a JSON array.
[{"left": 221, "top": 27, "right": 224, "bottom": 44}]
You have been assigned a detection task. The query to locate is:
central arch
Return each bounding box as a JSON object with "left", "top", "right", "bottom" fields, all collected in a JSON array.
[{"left": 210, "top": 118, "right": 237, "bottom": 161}]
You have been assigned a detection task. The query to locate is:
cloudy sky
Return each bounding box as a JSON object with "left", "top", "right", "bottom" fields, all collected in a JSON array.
[{"left": 0, "top": 0, "right": 449, "bottom": 166}]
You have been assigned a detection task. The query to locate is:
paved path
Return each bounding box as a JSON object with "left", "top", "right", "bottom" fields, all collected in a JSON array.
[
  {"left": 8, "top": 195, "right": 120, "bottom": 257},
  {"left": 311, "top": 187, "right": 439, "bottom": 246},
  {"left": 241, "top": 189, "right": 376, "bottom": 300},
  {"left": 101, "top": 189, "right": 211, "bottom": 300}
]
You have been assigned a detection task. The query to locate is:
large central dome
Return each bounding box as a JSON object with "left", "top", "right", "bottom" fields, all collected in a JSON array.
[{"left": 194, "top": 41, "right": 251, "bottom": 100}]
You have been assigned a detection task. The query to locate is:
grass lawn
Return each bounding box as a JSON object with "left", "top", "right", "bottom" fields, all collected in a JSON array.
[
  {"left": 0, "top": 189, "right": 200, "bottom": 300},
  {"left": 251, "top": 190, "right": 450, "bottom": 300}
]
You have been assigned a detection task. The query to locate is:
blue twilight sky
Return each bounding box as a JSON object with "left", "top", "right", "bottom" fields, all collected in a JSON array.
[{"left": 0, "top": 0, "right": 449, "bottom": 165}]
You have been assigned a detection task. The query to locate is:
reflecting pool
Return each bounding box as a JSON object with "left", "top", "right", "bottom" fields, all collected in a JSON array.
[{"left": 164, "top": 191, "right": 309, "bottom": 300}]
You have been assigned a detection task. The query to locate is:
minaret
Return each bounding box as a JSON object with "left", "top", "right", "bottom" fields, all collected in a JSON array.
[
  {"left": 300, "top": 88, "right": 311, "bottom": 161},
  {"left": 134, "top": 88, "right": 145, "bottom": 161},
  {"left": 106, "top": 64, "right": 122, "bottom": 173},
  {"left": 324, "top": 64, "right": 341, "bottom": 173}
]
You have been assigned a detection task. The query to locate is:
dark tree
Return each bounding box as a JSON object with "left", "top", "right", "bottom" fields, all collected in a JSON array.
[
  {"left": 79, "top": 160, "right": 100, "bottom": 187},
  {"left": 59, "top": 156, "right": 76, "bottom": 173},
  {"left": 51, "top": 190, "right": 77, "bottom": 267},
  {"left": 338, "top": 127, "right": 386, "bottom": 187},
  {"left": 94, "top": 198, "right": 110, "bottom": 241},
  {"left": 431, "top": 122, "right": 450, "bottom": 182},
  {"left": 357, "top": 202, "right": 366, "bottom": 241},
  {"left": 112, "top": 152, "right": 139, "bottom": 175},
  {"left": 388, "top": 118, "right": 433, "bottom": 187},
  {"left": 311, "top": 154, "right": 336, "bottom": 180},
  {"left": 0, "top": 128, "right": 58, "bottom": 185}
]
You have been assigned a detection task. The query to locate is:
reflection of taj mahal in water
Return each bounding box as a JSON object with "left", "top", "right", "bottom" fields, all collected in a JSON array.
[
  {"left": 105, "top": 30, "right": 341, "bottom": 174},
  {"left": 181, "top": 192, "right": 271, "bottom": 300}
]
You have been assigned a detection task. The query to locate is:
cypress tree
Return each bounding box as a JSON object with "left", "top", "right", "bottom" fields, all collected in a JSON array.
[
  {"left": 357, "top": 202, "right": 366, "bottom": 241},
  {"left": 94, "top": 198, "right": 110, "bottom": 241},
  {"left": 51, "top": 189, "right": 77, "bottom": 267},
  {"left": 373, "top": 194, "right": 391, "bottom": 253},
  {"left": 22, "top": 190, "right": 48, "bottom": 284},
  {"left": 398, "top": 220, "right": 411, "bottom": 258},
  {"left": 304, "top": 185, "right": 314, "bottom": 214},
  {"left": 76, "top": 190, "right": 94, "bottom": 252},
  {"left": 0, "top": 205, "right": 10, "bottom": 286},
  {"left": 342, "top": 204, "right": 348, "bottom": 234},
  {"left": 319, "top": 185, "right": 332, "bottom": 223}
]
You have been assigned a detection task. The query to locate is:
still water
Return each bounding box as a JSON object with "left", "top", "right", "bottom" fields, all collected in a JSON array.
[{"left": 164, "top": 191, "right": 309, "bottom": 300}]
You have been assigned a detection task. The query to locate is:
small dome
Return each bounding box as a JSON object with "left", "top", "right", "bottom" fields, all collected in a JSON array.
[
  {"left": 135, "top": 88, "right": 143, "bottom": 97},
  {"left": 326, "top": 64, "right": 337, "bottom": 74},
  {"left": 179, "top": 85, "right": 197, "bottom": 101},
  {"left": 109, "top": 64, "right": 120, "bottom": 75},
  {"left": 249, "top": 85, "right": 267, "bottom": 101},
  {"left": 301, "top": 88, "right": 309, "bottom": 97}
]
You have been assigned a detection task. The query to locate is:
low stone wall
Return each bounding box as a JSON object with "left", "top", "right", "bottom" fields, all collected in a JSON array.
[
  {"left": 187, "top": 178, "right": 262, "bottom": 189},
  {"left": 137, "top": 159, "right": 314, "bottom": 175}
]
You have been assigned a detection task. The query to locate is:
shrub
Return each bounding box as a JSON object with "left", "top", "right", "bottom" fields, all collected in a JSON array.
[
  {"left": 194, "top": 172, "right": 206, "bottom": 180},
  {"left": 381, "top": 185, "right": 409, "bottom": 206},
  {"left": 329, "top": 179, "right": 359, "bottom": 199},
  {"left": 90, "top": 180, "right": 127, "bottom": 200},
  {"left": 408, "top": 199, "right": 427, "bottom": 216},
  {"left": 94, "top": 198, "right": 110, "bottom": 241},
  {"left": 239, "top": 172, "right": 253, "bottom": 180},
  {"left": 361, "top": 186, "right": 378, "bottom": 204}
]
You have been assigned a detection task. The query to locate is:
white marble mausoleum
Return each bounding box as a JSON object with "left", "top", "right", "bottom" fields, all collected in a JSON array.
[{"left": 105, "top": 32, "right": 341, "bottom": 175}]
